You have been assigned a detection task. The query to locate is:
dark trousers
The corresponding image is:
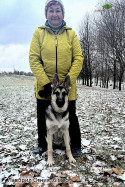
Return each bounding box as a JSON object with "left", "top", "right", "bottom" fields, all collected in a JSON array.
[{"left": 37, "top": 99, "right": 81, "bottom": 150}]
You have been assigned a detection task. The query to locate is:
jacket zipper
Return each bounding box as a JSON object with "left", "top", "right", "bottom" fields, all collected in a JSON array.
[{"left": 55, "top": 34, "right": 58, "bottom": 74}]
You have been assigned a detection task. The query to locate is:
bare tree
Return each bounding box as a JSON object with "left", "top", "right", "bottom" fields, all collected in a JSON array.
[
  {"left": 79, "top": 0, "right": 124, "bottom": 90},
  {"left": 95, "top": 0, "right": 125, "bottom": 90},
  {"left": 79, "top": 15, "right": 96, "bottom": 87}
]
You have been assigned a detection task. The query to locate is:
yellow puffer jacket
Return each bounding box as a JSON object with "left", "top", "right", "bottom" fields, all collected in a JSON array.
[{"left": 29, "top": 25, "right": 83, "bottom": 100}]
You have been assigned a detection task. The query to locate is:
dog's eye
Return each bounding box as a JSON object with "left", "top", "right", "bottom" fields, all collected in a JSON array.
[
  {"left": 62, "top": 92, "right": 66, "bottom": 96},
  {"left": 56, "top": 91, "right": 60, "bottom": 96}
]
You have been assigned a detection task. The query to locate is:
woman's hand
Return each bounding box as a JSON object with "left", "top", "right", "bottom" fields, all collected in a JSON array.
[{"left": 38, "top": 83, "right": 51, "bottom": 97}]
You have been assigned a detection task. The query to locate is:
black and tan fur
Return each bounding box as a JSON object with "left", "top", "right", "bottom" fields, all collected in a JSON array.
[{"left": 43, "top": 74, "right": 76, "bottom": 166}]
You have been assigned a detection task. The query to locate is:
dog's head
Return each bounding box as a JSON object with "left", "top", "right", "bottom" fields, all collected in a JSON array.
[{"left": 51, "top": 74, "right": 71, "bottom": 112}]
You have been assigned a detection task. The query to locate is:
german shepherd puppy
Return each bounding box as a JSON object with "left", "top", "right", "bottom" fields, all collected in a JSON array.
[{"left": 43, "top": 74, "right": 76, "bottom": 166}]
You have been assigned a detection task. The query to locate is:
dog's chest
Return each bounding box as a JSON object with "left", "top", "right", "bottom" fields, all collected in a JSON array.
[
  {"left": 45, "top": 106, "right": 69, "bottom": 131},
  {"left": 46, "top": 106, "right": 69, "bottom": 145}
]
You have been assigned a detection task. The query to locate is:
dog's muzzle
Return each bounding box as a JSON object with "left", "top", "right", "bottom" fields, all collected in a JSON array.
[{"left": 56, "top": 98, "right": 65, "bottom": 108}]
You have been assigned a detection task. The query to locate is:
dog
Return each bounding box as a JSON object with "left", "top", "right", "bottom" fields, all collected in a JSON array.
[{"left": 43, "top": 73, "right": 76, "bottom": 166}]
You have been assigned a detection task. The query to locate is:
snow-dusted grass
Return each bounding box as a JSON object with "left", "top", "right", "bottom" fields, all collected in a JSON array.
[{"left": 0, "top": 75, "right": 125, "bottom": 186}]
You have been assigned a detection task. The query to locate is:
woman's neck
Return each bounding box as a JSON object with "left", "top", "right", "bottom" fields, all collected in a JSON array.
[
  {"left": 48, "top": 21, "right": 62, "bottom": 29},
  {"left": 45, "top": 20, "right": 66, "bottom": 33}
]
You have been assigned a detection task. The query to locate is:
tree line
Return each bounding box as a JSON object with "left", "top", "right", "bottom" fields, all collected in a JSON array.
[
  {"left": 0, "top": 70, "right": 34, "bottom": 76},
  {"left": 79, "top": 0, "right": 125, "bottom": 90}
]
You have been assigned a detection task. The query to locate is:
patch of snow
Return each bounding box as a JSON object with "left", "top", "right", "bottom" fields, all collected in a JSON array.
[
  {"left": 19, "top": 145, "right": 27, "bottom": 150},
  {"left": 3, "top": 144, "right": 16, "bottom": 150},
  {"left": 2, "top": 156, "right": 12, "bottom": 163},
  {"left": 118, "top": 173, "right": 125, "bottom": 181},
  {"left": 113, "top": 137, "right": 122, "bottom": 142},
  {"left": 81, "top": 138, "right": 90, "bottom": 146},
  {"left": 73, "top": 183, "right": 80, "bottom": 187},
  {"left": 40, "top": 169, "right": 51, "bottom": 178},
  {"left": 21, "top": 157, "right": 28, "bottom": 162},
  {"left": 35, "top": 160, "right": 46, "bottom": 170},
  {"left": 54, "top": 149, "right": 65, "bottom": 155},
  {"left": 110, "top": 155, "right": 117, "bottom": 161}
]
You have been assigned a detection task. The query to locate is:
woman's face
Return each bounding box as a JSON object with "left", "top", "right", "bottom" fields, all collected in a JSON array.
[{"left": 46, "top": 5, "right": 64, "bottom": 26}]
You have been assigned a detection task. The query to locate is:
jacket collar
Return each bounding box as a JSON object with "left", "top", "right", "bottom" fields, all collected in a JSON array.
[
  {"left": 38, "top": 24, "right": 72, "bottom": 33},
  {"left": 45, "top": 20, "right": 66, "bottom": 31}
]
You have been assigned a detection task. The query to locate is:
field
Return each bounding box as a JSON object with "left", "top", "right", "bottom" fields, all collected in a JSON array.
[{"left": 0, "top": 74, "right": 125, "bottom": 187}]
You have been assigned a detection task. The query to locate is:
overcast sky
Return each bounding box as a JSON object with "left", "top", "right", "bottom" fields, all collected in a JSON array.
[{"left": 0, "top": 0, "right": 100, "bottom": 72}]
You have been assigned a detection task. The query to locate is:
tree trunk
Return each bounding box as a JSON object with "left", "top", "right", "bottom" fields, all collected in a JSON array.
[
  {"left": 90, "top": 73, "right": 92, "bottom": 87},
  {"left": 113, "top": 59, "right": 117, "bottom": 89},
  {"left": 96, "top": 76, "right": 98, "bottom": 86},
  {"left": 119, "top": 70, "right": 124, "bottom": 91},
  {"left": 119, "top": 79, "right": 122, "bottom": 91},
  {"left": 106, "top": 77, "right": 109, "bottom": 89}
]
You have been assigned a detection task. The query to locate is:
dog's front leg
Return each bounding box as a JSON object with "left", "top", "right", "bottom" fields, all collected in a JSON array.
[
  {"left": 46, "top": 131, "right": 54, "bottom": 166},
  {"left": 64, "top": 129, "right": 76, "bottom": 163}
]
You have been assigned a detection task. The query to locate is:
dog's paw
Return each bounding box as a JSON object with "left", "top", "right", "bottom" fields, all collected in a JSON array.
[
  {"left": 69, "top": 156, "right": 76, "bottom": 163},
  {"left": 47, "top": 159, "right": 54, "bottom": 166},
  {"left": 42, "top": 151, "right": 47, "bottom": 156}
]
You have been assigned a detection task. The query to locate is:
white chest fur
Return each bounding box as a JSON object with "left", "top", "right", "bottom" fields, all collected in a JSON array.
[{"left": 45, "top": 105, "right": 69, "bottom": 146}]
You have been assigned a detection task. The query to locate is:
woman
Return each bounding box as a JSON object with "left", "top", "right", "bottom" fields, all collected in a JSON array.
[{"left": 29, "top": 0, "right": 84, "bottom": 157}]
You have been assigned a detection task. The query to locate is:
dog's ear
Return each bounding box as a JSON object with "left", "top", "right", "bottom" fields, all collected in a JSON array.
[
  {"left": 51, "top": 73, "right": 59, "bottom": 89},
  {"left": 63, "top": 75, "right": 71, "bottom": 91}
]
